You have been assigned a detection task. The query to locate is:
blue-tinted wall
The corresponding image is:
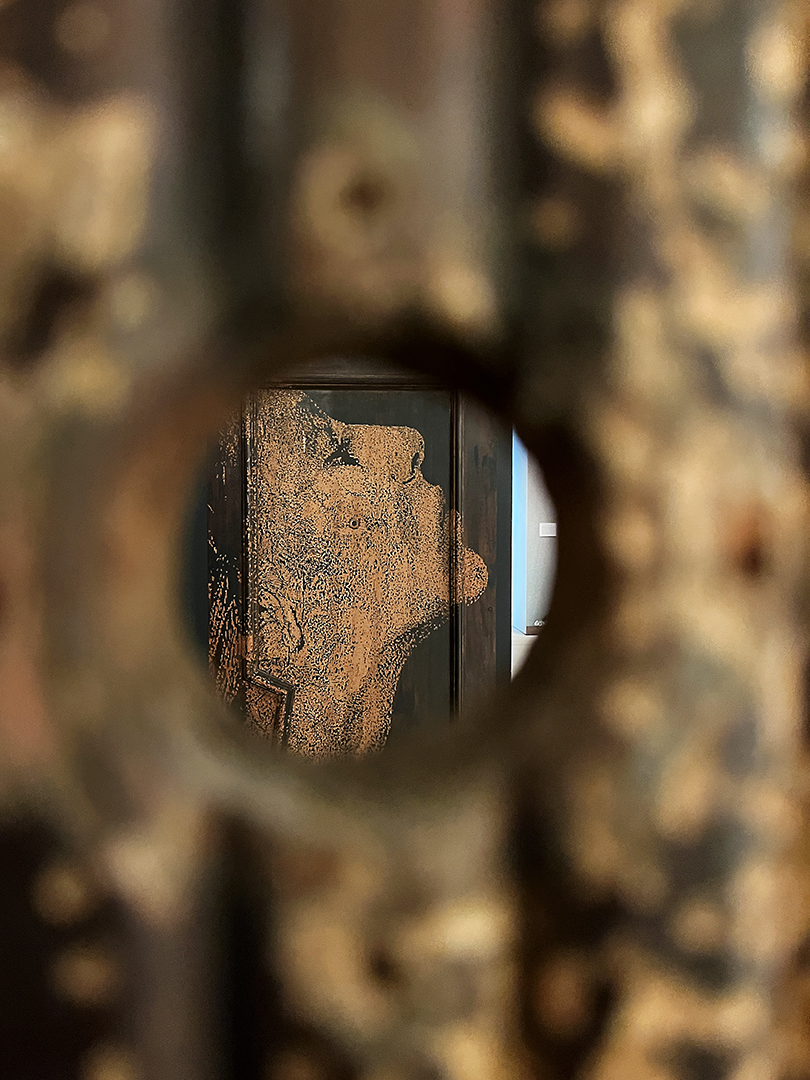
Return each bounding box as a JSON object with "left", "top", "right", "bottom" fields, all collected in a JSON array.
[
  {"left": 511, "top": 433, "right": 556, "bottom": 634},
  {"left": 511, "top": 431, "right": 528, "bottom": 633}
]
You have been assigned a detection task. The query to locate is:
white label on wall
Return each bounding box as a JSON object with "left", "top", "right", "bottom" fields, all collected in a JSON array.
[{"left": 539, "top": 523, "right": 557, "bottom": 537}]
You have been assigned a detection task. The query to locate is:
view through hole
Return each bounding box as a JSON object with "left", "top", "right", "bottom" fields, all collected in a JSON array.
[
  {"left": 181, "top": 359, "right": 556, "bottom": 756},
  {"left": 511, "top": 432, "right": 556, "bottom": 677}
]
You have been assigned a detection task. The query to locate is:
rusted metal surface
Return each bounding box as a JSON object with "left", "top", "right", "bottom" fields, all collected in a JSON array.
[{"left": 0, "top": 0, "right": 809, "bottom": 1079}]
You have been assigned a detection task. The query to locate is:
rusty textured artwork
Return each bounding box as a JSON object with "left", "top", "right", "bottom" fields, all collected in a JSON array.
[
  {"left": 212, "top": 389, "right": 488, "bottom": 754},
  {"left": 0, "top": 1, "right": 810, "bottom": 1080}
]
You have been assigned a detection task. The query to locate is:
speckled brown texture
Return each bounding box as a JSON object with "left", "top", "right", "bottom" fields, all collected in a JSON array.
[{"left": 242, "top": 390, "right": 487, "bottom": 755}]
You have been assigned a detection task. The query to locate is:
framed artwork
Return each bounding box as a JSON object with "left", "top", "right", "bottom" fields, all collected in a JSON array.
[{"left": 206, "top": 360, "right": 512, "bottom": 756}]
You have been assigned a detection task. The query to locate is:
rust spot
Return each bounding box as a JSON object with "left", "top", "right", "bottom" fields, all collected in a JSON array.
[
  {"left": 725, "top": 507, "right": 771, "bottom": 581},
  {"left": 368, "top": 948, "right": 403, "bottom": 989},
  {"left": 339, "top": 171, "right": 391, "bottom": 222}
]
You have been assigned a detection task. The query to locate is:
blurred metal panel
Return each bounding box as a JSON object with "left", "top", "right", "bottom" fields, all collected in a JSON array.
[{"left": 0, "top": 1, "right": 808, "bottom": 1079}]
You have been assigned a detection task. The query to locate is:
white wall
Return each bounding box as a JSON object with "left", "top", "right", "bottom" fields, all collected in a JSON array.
[{"left": 511, "top": 434, "right": 556, "bottom": 675}]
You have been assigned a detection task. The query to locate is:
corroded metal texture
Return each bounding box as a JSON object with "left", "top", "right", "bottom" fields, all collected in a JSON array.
[
  {"left": 518, "top": 2, "right": 810, "bottom": 1079},
  {"left": 0, "top": 1, "right": 809, "bottom": 1080}
]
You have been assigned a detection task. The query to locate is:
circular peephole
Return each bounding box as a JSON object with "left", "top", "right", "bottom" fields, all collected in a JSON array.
[{"left": 180, "top": 358, "right": 555, "bottom": 757}]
